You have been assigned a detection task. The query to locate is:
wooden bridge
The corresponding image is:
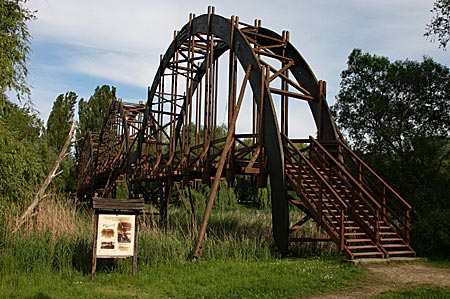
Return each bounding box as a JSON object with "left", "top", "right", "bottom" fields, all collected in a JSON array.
[{"left": 76, "top": 8, "right": 415, "bottom": 259}]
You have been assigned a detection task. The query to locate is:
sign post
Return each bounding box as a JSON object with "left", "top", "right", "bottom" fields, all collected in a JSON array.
[{"left": 91, "top": 198, "right": 145, "bottom": 281}]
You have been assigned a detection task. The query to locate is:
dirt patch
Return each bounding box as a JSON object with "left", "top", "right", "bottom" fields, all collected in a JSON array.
[{"left": 306, "top": 262, "right": 450, "bottom": 299}]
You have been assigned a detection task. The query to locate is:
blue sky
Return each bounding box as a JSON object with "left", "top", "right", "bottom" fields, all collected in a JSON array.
[{"left": 21, "top": 0, "right": 449, "bottom": 136}]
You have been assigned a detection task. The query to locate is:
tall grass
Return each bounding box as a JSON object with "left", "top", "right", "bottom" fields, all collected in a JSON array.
[{"left": 0, "top": 193, "right": 339, "bottom": 279}]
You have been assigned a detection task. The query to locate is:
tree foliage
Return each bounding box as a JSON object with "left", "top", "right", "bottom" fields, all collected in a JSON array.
[
  {"left": 425, "top": 0, "right": 450, "bottom": 49},
  {"left": 0, "top": 0, "right": 35, "bottom": 102},
  {"left": 46, "top": 92, "right": 77, "bottom": 152},
  {"left": 78, "top": 85, "right": 116, "bottom": 135},
  {"left": 45, "top": 92, "right": 78, "bottom": 193},
  {"left": 332, "top": 49, "right": 450, "bottom": 154},
  {"left": 76, "top": 85, "right": 115, "bottom": 156},
  {"left": 332, "top": 49, "right": 450, "bottom": 257},
  {"left": 0, "top": 101, "right": 46, "bottom": 203}
]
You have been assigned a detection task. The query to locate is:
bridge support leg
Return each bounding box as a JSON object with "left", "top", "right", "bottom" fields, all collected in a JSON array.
[{"left": 191, "top": 65, "right": 251, "bottom": 260}]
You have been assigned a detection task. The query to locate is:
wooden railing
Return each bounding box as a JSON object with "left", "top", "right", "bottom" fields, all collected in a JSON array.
[
  {"left": 306, "top": 137, "right": 383, "bottom": 246},
  {"left": 282, "top": 135, "right": 348, "bottom": 250},
  {"left": 331, "top": 138, "right": 412, "bottom": 243}
]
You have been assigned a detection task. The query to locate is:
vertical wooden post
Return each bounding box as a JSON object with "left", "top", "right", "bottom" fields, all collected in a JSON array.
[
  {"left": 91, "top": 213, "right": 99, "bottom": 281},
  {"left": 318, "top": 80, "right": 324, "bottom": 140},
  {"left": 340, "top": 209, "right": 345, "bottom": 251},
  {"left": 132, "top": 216, "right": 139, "bottom": 277}
]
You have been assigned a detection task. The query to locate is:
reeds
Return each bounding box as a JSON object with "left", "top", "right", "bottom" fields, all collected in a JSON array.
[{"left": 0, "top": 194, "right": 339, "bottom": 277}]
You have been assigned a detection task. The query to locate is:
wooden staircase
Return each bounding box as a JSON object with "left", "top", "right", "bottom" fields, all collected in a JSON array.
[{"left": 282, "top": 135, "right": 415, "bottom": 259}]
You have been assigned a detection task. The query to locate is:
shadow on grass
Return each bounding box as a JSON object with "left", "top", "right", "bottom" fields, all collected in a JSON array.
[{"left": 25, "top": 292, "right": 52, "bottom": 299}]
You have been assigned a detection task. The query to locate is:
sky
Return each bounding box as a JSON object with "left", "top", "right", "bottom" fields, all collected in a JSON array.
[{"left": 22, "top": 0, "right": 449, "bottom": 136}]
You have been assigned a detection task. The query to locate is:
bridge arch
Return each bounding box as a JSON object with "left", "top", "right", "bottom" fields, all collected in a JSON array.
[
  {"left": 135, "top": 11, "right": 337, "bottom": 253},
  {"left": 76, "top": 10, "right": 414, "bottom": 260}
]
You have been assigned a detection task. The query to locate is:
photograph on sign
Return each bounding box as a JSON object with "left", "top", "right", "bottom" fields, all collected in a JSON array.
[{"left": 96, "top": 214, "right": 135, "bottom": 257}]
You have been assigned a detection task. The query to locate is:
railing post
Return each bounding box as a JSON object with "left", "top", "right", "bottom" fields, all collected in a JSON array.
[
  {"left": 340, "top": 209, "right": 345, "bottom": 251},
  {"left": 375, "top": 209, "right": 380, "bottom": 244},
  {"left": 358, "top": 162, "right": 362, "bottom": 183},
  {"left": 318, "top": 180, "right": 323, "bottom": 225},
  {"left": 405, "top": 210, "right": 410, "bottom": 243}
]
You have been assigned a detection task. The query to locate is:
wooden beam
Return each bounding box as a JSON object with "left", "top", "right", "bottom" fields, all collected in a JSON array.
[{"left": 192, "top": 65, "right": 252, "bottom": 259}]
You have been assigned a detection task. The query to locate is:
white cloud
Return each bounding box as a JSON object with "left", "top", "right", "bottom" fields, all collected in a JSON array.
[
  {"left": 28, "top": 0, "right": 187, "bottom": 52},
  {"left": 24, "top": 0, "right": 449, "bottom": 124},
  {"left": 68, "top": 49, "right": 156, "bottom": 88}
]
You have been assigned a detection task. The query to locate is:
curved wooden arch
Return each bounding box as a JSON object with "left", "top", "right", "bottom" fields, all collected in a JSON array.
[
  {"left": 75, "top": 11, "right": 415, "bottom": 260},
  {"left": 137, "top": 13, "right": 338, "bottom": 253}
]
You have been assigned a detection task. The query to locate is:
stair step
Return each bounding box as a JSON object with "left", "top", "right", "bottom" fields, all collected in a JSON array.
[
  {"left": 380, "top": 232, "right": 397, "bottom": 236},
  {"left": 348, "top": 245, "right": 378, "bottom": 250},
  {"left": 344, "top": 226, "right": 361, "bottom": 230},
  {"left": 285, "top": 148, "right": 414, "bottom": 260},
  {"left": 386, "top": 250, "right": 415, "bottom": 256},
  {"left": 346, "top": 238, "right": 372, "bottom": 243},
  {"left": 381, "top": 238, "right": 402, "bottom": 242},
  {"left": 345, "top": 232, "right": 366, "bottom": 236},
  {"left": 331, "top": 221, "right": 355, "bottom": 225},
  {"left": 352, "top": 251, "right": 384, "bottom": 257},
  {"left": 382, "top": 244, "right": 409, "bottom": 248}
]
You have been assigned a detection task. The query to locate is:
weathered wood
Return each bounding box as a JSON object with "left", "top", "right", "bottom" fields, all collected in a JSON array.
[
  {"left": 132, "top": 217, "right": 139, "bottom": 277},
  {"left": 13, "top": 121, "right": 77, "bottom": 234},
  {"left": 91, "top": 214, "right": 99, "bottom": 281},
  {"left": 93, "top": 198, "right": 145, "bottom": 211}
]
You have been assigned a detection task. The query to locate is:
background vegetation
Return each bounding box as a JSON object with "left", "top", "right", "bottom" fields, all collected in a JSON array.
[{"left": 331, "top": 49, "right": 450, "bottom": 258}]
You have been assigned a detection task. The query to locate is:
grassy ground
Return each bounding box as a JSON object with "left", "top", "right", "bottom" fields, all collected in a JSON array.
[
  {"left": 426, "top": 259, "right": 450, "bottom": 269},
  {"left": 0, "top": 197, "right": 359, "bottom": 298},
  {"left": 0, "top": 258, "right": 362, "bottom": 299},
  {"left": 4, "top": 197, "right": 450, "bottom": 298}
]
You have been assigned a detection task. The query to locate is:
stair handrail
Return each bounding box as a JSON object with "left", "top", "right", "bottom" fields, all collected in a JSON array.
[
  {"left": 282, "top": 135, "right": 348, "bottom": 245},
  {"left": 336, "top": 139, "right": 411, "bottom": 241},
  {"left": 283, "top": 135, "right": 349, "bottom": 208},
  {"left": 337, "top": 140, "right": 412, "bottom": 210},
  {"left": 309, "top": 136, "right": 382, "bottom": 211},
  {"left": 308, "top": 136, "right": 386, "bottom": 246}
]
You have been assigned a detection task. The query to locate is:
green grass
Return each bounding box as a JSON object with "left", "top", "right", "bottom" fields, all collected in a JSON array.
[
  {"left": 425, "top": 259, "right": 450, "bottom": 269},
  {"left": 0, "top": 197, "right": 350, "bottom": 298},
  {"left": 373, "top": 286, "right": 450, "bottom": 299},
  {"left": 0, "top": 258, "right": 362, "bottom": 299}
]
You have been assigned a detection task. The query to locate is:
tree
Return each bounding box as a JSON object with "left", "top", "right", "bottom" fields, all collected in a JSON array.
[
  {"left": 45, "top": 92, "right": 77, "bottom": 193},
  {"left": 0, "top": 101, "right": 47, "bottom": 203},
  {"left": 425, "top": 0, "right": 450, "bottom": 49},
  {"left": 0, "top": 0, "right": 35, "bottom": 102},
  {"left": 76, "top": 85, "right": 116, "bottom": 156},
  {"left": 332, "top": 49, "right": 450, "bottom": 257},
  {"left": 46, "top": 92, "right": 77, "bottom": 151},
  {"left": 78, "top": 85, "right": 116, "bottom": 134},
  {"left": 332, "top": 49, "right": 450, "bottom": 155}
]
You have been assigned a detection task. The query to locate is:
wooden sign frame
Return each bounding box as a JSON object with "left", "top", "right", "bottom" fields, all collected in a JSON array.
[{"left": 91, "top": 198, "right": 145, "bottom": 281}]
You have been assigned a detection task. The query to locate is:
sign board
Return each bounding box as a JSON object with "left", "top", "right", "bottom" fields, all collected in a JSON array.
[
  {"left": 96, "top": 214, "right": 136, "bottom": 258},
  {"left": 91, "top": 198, "right": 145, "bottom": 281}
]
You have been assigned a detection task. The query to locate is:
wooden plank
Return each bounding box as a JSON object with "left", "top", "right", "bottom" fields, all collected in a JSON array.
[{"left": 93, "top": 198, "right": 145, "bottom": 211}]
